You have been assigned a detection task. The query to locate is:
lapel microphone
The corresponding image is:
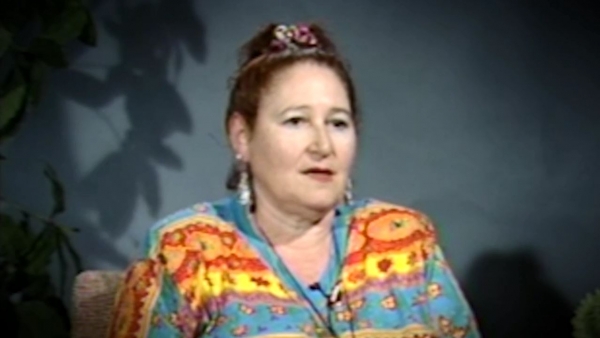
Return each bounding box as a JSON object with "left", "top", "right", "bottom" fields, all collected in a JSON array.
[{"left": 309, "top": 281, "right": 344, "bottom": 308}]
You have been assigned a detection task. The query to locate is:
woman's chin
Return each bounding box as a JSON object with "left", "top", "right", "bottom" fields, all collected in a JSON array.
[{"left": 299, "top": 194, "right": 342, "bottom": 212}]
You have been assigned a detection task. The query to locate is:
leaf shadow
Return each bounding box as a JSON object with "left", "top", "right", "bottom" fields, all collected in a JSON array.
[{"left": 57, "top": 0, "right": 206, "bottom": 241}]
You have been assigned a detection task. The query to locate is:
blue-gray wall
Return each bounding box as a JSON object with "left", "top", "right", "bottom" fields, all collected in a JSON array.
[{"left": 3, "top": 1, "right": 599, "bottom": 336}]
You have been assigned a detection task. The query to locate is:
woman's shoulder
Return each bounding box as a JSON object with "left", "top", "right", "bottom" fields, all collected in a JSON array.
[
  {"left": 347, "top": 198, "right": 440, "bottom": 256},
  {"left": 143, "top": 197, "right": 239, "bottom": 255},
  {"left": 151, "top": 198, "right": 234, "bottom": 229},
  {"left": 351, "top": 197, "right": 432, "bottom": 219},
  {"left": 350, "top": 198, "right": 437, "bottom": 233}
]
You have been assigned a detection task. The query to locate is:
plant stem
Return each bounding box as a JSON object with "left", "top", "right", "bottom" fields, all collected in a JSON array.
[
  {"left": 0, "top": 197, "right": 79, "bottom": 232},
  {"left": 0, "top": 197, "right": 55, "bottom": 225}
]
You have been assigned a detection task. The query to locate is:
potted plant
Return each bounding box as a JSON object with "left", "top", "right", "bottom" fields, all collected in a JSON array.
[
  {"left": 573, "top": 288, "right": 600, "bottom": 338},
  {"left": 1, "top": 0, "right": 96, "bottom": 336}
]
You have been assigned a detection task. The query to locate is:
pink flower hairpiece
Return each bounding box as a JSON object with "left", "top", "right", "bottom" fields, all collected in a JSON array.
[{"left": 270, "top": 24, "right": 319, "bottom": 52}]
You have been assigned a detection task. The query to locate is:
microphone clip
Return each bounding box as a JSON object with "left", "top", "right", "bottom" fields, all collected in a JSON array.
[{"left": 309, "top": 281, "right": 344, "bottom": 308}]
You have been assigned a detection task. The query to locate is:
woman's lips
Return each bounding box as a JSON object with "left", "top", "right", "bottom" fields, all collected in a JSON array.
[{"left": 303, "top": 168, "right": 334, "bottom": 182}]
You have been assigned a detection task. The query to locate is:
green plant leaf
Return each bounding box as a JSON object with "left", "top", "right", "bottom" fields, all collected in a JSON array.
[
  {"left": 43, "top": 164, "right": 65, "bottom": 218},
  {"left": 28, "top": 38, "right": 68, "bottom": 68},
  {"left": 78, "top": 9, "right": 97, "bottom": 46},
  {"left": 55, "top": 232, "right": 68, "bottom": 297},
  {"left": 573, "top": 288, "right": 600, "bottom": 338},
  {"left": 54, "top": 227, "right": 80, "bottom": 297},
  {"left": 42, "top": 5, "right": 88, "bottom": 45},
  {"left": 28, "top": 61, "right": 49, "bottom": 107},
  {"left": 0, "top": 83, "right": 27, "bottom": 130},
  {"left": 18, "top": 211, "right": 31, "bottom": 234},
  {"left": 0, "top": 297, "right": 19, "bottom": 337},
  {"left": 0, "top": 68, "right": 27, "bottom": 138},
  {"left": 20, "top": 273, "right": 54, "bottom": 300},
  {"left": 0, "top": 26, "right": 12, "bottom": 57},
  {"left": 25, "top": 225, "right": 57, "bottom": 275},
  {"left": 0, "top": 213, "right": 32, "bottom": 263},
  {"left": 42, "top": 295, "right": 71, "bottom": 332},
  {"left": 57, "top": 229, "right": 83, "bottom": 273},
  {"left": 16, "top": 300, "right": 69, "bottom": 338},
  {"left": 58, "top": 224, "right": 79, "bottom": 233},
  {"left": 2, "top": 1, "right": 37, "bottom": 34}
]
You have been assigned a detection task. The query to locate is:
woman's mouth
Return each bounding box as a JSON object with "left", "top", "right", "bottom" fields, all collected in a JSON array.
[{"left": 303, "top": 168, "right": 335, "bottom": 182}]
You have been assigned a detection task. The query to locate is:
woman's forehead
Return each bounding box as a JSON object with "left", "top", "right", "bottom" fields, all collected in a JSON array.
[{"left": 260, "top": 63, "right": 350, "bottom": 110}]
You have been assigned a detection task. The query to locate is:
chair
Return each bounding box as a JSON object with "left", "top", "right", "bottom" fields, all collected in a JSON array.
[{"left": 71, "top": 270, "right": 123, "bottom": 338}]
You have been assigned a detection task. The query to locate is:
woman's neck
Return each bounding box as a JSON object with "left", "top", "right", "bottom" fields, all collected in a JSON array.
[{"left": 251, "top": 194, "right": 335, "bottom": 250}]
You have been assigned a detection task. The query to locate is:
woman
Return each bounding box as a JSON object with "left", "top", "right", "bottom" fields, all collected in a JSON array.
[{"left": 108, "top": 23, "right": 480, "bottom": 338}]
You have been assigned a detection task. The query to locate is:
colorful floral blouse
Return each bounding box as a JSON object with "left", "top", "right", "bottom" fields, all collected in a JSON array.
[{"left": 107, "top": 196, "right": 480, "bottom": 337}]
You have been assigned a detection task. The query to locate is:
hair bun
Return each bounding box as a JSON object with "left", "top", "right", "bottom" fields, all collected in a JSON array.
[
  {"left": 238, "top": 22, "right": 339, "bottom": 67},
  {"left": 270, "top": 24, "right": 319, "bottom": 51}
]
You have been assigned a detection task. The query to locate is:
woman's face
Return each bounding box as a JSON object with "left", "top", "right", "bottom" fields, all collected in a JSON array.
[{"left": 232, "top": 62, "right": 357, "bottom": 214}]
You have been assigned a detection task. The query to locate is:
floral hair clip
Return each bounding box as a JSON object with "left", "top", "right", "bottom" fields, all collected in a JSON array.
[{"left": 270, "top": 24, "right": 319, "bottom": 52}]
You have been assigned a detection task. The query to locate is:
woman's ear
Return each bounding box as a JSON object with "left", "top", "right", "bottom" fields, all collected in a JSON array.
[{"left": 227, "top": 112, "right": 251, "bottom": 160}]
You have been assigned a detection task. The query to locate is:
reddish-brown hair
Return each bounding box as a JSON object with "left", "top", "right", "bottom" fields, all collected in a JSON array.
[{"left": 225, "top": 23, "right": 359, "bottom": 190}]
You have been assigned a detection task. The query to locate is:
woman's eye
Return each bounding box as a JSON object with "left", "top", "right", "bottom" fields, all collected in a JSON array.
[
  {"left": 285, "top": 117, "right": 305, "bottom": 126},
  {"left": 331, "top": 119, "right": 350, "bottom": 129}
]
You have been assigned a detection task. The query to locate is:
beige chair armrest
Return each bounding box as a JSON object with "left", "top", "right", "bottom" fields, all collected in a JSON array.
[{"left": 71, "top": 270, "right": 124, "bottom": 338}]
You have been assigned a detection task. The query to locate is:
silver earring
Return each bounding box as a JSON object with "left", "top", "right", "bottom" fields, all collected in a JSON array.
[
  {"left": 344, "top": 179, "right": 353, "bottom": 204},
  {"left": 236, "top": 155, "right": 251, "bottom": 205}
]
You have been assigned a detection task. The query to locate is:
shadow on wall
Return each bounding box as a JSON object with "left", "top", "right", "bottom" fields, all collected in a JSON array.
[
  {"left": 463, "top": 249, "right": 573, "bottom": 338},
  {"left": 63, "top": 0, "right": 205, "bottom": 257},
  {"left": 2, "top": 0, "right": 206, "bottom": 269},
  {"left": 409, "top": 197, "right": 576, "bottom": 336}
]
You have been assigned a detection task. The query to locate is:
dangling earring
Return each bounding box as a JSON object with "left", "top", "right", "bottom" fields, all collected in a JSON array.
[
  {"left": 344, "top": 179, "right": 353, "bottom": 205},
  {"left": 238, "top": 170, "right": 251, "bottom": 206},
  {"left": 236, "top": 154, "right": 251, "bottom": 206}
]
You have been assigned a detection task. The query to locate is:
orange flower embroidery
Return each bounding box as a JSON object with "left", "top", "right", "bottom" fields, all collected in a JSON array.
[
  {"left": 251, "top": 276, "right": 270, "bottom": 287},
  {"left": 407, "top": 251, "right": 418, "bottom": 266},
  {"left": 216, "top": 315, "right": 228, "bottom": 326},
  {"left": 231, "top": 325, "right": 248, "bottom": 336},
  {"left": 151, "top": 313, "right": 162, "bottom": 327},
  {"left": 357, "top": 320, "right": 372, "bottom": 329},
  {"left": 439, "top": 316, "right": 452, "bottom": 333},
  {"left": 270, "top": 306, "right": 287, "bottom": 315},
  {"left": 163, "top": 230, "right": 185, "bottom": 246},
  {"left": 348, "top": 269, "right": 366, "bottom": 283},
  {"left": 439, "top": 316, "right": 469, "bottom": 338},
  {"left": 427, "top": 283, "right": 443, "bottom": 299},
  {"left": 350, "top": 298, "right": 365, "bottom": 310},
  {"left": 336, "top": 310, "right": 353, "bottom": 322},
  {"left": 301, "top": 324, "right": 315, "bottom": 335},
  {"left": 172, "top": 250, "right": 202, "bottom": 283},
  {"left": 377, "top": 258, "right": 392, "bottom": 273},
  {"left": 220, "top": 232, "right": 236, "bottom": 248},
  {"left": 413, "top": 293, "right": 428, "bottom": 306},
  {"left": 227, "top": 257, "right": 240, "bottom": 269},
  {"left": 381, "top": 295, "right": 397, "bottom": 309},
  {"left": 223, "top": 273, "right": 235, "bottom": 285},
  {"left": 391, "top": 220, "right": 405, "bottom": 229},
  {"left": 203, "top": 276, "right": 213, "bottom": 288},
  {"left": 239, "top": 304, "right": 255, "bottom": 315},
  {"left": 452, "top": 327, "right": 468, "bottom": 338}
]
